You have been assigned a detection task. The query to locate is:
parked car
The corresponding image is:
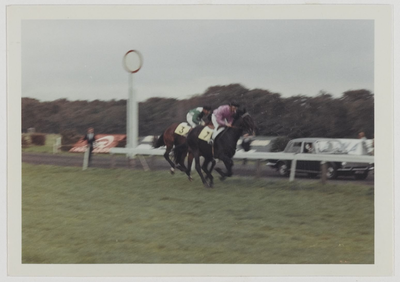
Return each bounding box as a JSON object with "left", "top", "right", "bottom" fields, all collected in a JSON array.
[{"left": 267, "top": 138, "right": 373, "bottom": 180}]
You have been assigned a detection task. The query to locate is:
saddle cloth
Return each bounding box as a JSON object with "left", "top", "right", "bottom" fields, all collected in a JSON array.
[
  {"left": 174, "top": 122, "right": 191, "bottom": 137},
  {"left": 198, "top": 126, "right": 225, "bottom": 142},
  {"left": 198, "top": 127, "right": 214, "bottom": 141}
]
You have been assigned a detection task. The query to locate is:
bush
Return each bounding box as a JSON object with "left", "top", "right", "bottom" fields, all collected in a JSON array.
[
  {"left": 60, "top": 129, "right": 82, "bottom": 151},
  {"left": 22, "top": 135, "right": 30, "bottom": 148},
  {"left": 270, "top": 136, "right": 291, "bottom": 152},
  {"left": 30, "top": 133, "right": 46, "bottom": 146}
]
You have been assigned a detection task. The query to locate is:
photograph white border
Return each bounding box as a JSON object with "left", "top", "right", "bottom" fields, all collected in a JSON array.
[{"left": 6, "top": 3, "right": 394, "bottom": 279}]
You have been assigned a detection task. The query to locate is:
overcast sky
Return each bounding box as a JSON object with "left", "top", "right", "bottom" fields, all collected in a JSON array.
[{"left": 22, "top": 19, "right": 374, "bottom": 102}]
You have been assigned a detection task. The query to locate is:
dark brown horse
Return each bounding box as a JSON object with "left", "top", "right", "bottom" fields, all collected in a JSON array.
[
  {"left": 152, "top": 123, "right": 193, "bottom": 177},
  {"left": 173, "top": 108, "right": 256, "bottom": 188}
]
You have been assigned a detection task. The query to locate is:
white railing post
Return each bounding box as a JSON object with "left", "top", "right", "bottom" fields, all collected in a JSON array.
[
  {"left": 320, "top": 161, "right": 327, "bottom": 184},
  {"left": 289, "top": 157, "right": 297, "bottom": 182},
  {"left": 83, "top": 146, "right": 89, "bottom": 170}
]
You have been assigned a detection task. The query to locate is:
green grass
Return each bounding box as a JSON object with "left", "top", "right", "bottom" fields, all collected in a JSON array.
[{"left": 22, "top": 163, "right": 374, "bottom": 264}]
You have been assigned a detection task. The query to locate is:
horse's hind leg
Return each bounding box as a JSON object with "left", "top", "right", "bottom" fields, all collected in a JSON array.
[
  {"left": 163, "top": 146, "right": 176, "bottom": 174},
  {"left": 202, "top": 159, "right": 214, "bottom": 187},
  {"left": 175, "top": 148, "right": 189, "bottom": 173},
  {"left": 185, "top": 152, "right": 194, "bottom": 181},
  {"left": 194, "top": 153, "right": 211, "bottom": 188}
]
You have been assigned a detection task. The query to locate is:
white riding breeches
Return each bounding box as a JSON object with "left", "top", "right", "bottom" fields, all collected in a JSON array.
[
  {"left": 186, "top": 113, "right": 196, "bottom": 128},
  {"left": 211, "top": 114, "right": 225, "bottom": 140}
]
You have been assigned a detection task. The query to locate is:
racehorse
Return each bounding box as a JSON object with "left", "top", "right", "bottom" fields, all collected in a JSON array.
[
  {"left": 173, "top": 108, "right": 256, "bottom": 188},
  {"left": 152, "top": 115, "right": 212, "bottom": 177}
]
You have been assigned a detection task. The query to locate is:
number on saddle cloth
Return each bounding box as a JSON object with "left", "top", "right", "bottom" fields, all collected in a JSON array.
[
  {"left": 198, "top": 127, "right": 214, "bottom": 142},
  {"left": 198, "top": 126, "right": 225, "bottom": 142},
  {"left": 174, "top": 122, "right": 191, "bottom": 137}
]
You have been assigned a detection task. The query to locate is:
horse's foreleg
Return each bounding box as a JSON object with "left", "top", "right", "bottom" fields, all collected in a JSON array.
[{"left": 215, "top": 156, "right": 233, "bottom": 181}]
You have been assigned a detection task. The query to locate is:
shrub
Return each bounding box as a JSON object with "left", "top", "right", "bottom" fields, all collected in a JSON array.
[
  {"left": 60, "top": 129, "right": 82, "bottom": 151},
  {"left": 30, "top": 133, "right": 46, "bottom": 146},
  {"left": 270, "top": 136, "right": 291, "bottom": 152}
]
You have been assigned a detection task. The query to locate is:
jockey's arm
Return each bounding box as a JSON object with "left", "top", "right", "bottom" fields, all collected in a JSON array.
[
  {"left": 192, "top": 111, "right": 201, "bottom": 125},
  {"left": 216, "top": 113, "right": 227, "bottom": 127}
]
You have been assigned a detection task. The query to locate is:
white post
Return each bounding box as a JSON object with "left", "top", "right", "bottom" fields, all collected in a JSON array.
[
  {"left": 126, "top": 74, "right": 131, "bottom": 149},
  {"left": 83, "top": 146, "right": 89, "bottom": 170},
  {"left": 123, "top": 50, "right": 142, "bottom": 159},
  {"left": 289, "top": 158, "right": 297, "bottom": 182},
  {"left": 130, "top": 74, "right": 138, "bottom": 150},
  {"left": 127, "top": 73, "right": 138, "bottom": 158}
]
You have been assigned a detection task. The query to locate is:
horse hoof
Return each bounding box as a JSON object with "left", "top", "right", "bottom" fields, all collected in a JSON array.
[
  {"left": 188, "top": 176, "right": 193, "bottom": 182},
  {"left": 170, "top": 168, "right": 175, "bottom": 175}
]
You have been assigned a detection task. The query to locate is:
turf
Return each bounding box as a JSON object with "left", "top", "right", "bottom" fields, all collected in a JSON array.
[{"left": 22, "top": 163, "right": 374, "bottom": 264}]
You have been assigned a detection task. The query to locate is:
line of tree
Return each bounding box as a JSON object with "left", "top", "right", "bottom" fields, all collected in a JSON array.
[{"left": 21, "top": 84, "right": 374, "bottom": 139}]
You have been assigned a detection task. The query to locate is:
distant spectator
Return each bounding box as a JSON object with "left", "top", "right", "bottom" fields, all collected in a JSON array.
[
  {"left": 304, "top": 143, "right": 313, "bottom": 153},
  {"left": 369, "top": 134, "right": 375, "bottom": 156},
  {"left": 358, "top": 131, "right": 368, "bottom": 155},
  {"left": 83, "top": 127, "right": 96, "bottom": 166},
  {"left": 358, "top": 131, "right": 367, "bottom": 140}
]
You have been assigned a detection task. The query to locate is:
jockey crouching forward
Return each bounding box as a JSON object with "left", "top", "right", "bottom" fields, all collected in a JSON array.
[
  {"left": 186, "top": 106, "right": 211, "bottom": 128},
  {"left": 209, "top": 102, "right": 240, "bottom": 144}
]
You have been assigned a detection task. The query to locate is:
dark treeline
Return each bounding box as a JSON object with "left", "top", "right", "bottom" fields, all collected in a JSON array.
[{"left": 22, "top": 84, "right": 374, "bottom": 138}]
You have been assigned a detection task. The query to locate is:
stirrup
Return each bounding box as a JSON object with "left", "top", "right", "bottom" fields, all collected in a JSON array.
[{"left": 208, "top": 139, "right": 214, "bottom": 145}]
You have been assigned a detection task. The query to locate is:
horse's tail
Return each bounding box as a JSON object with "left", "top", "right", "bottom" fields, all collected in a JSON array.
[
  {"left": 173, "top": 143, "right": 188, "bottom": 164},
  {"left": 152, "top": 132, "right": 165, "bottom": 148}
]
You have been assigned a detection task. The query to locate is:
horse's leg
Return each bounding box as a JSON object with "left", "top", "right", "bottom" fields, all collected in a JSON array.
[
  {"left": 163, "top": 145, "right": 176, "bottom": 174},
  {"left": 193, "top": 152, "right": 210, "bottom": 188},
  {"left": 185, "top": 152, "right": 194, "bottom": 181},
  {"left": 175, "top": 150, "right": 188, "bottom": 173},
  {"left": 209, "top": 159, "right": 216, "bottom": 175},
  {"left": 215, "top": 156, "right": 233, "bottom": 181},
  {"left": 202, "top": 158, "right": 214, "bottom": 187}
]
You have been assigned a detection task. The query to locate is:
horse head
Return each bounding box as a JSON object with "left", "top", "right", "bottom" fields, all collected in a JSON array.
[{"left": 233, "top": 108, "right": 256, "bottom": 136}]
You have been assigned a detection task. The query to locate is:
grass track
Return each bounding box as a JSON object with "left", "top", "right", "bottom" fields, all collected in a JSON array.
[{"left": 22, "top": 163, "right": 374, "bottom": 264}]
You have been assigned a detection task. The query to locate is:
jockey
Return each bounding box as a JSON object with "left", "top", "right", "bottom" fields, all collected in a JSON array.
[
  {"left": 186, "top": 106, "right": 212, "bottom": 128},
  {"left": 209, "top": 101, "right": 240, "bottom": 144}
]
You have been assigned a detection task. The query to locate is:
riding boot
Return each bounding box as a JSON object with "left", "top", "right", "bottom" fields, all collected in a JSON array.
[{"left": 208, "top": 129, "right": 218, "bottom": 145}]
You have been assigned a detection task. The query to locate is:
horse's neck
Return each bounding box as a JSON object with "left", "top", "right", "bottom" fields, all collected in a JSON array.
[
  {"left": 219, "top": 127, "right": 243, "bottom": 151},
  {"left": 230, "top": 127, "right": 243, "bottom": 142}
]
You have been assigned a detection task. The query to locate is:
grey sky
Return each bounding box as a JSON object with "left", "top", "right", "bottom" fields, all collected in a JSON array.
[{"left": 22, "top": 19, "right": 374, "bottom": 102}]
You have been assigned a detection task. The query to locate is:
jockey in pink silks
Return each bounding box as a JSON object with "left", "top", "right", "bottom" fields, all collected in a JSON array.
[{"left": 209, "top": 101, "right": 240, "bottom": 144}]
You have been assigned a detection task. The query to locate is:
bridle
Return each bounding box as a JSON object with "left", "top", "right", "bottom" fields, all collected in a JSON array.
[{"left": 230, "top": 112, "right": 255, "bottom": 136}]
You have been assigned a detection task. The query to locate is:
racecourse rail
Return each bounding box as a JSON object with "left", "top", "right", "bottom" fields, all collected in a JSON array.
[{"left": 109, "top": 144, "right": 374, "bottom": 182}]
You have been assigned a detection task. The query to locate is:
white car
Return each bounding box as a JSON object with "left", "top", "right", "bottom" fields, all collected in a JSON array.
[{"left": 267, "top": 138, "right": 373, "bottom": 180}]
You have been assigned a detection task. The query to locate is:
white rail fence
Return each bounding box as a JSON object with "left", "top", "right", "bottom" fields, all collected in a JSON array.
[{"left": 109, "top": 145, "right": 374, "bottom": 182}]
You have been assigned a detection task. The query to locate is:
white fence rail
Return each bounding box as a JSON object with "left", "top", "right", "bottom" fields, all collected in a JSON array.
[{"left": 109, "top": 145, "right": 374, "bottom": 182}]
